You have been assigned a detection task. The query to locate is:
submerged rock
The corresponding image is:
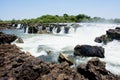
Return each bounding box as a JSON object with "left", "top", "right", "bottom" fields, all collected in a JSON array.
[{"left": 74, "top": 45, "right": 105, "bottom": 58}]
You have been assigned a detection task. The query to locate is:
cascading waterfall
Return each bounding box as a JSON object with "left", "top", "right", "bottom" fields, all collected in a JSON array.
[
  {"left": 7, "top": 23, "right": 120, "bottom": 75},
  {"left": 25, "top": 26, "right": 29, "bottom": 34},
  {"left": 59, "top": 26, "right": 65, "bottom": 34},
  {"left": 16, "top": 24, "right": 21, "bottom": 29}
]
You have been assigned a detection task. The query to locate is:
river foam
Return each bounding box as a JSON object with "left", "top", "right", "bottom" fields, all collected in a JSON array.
[{"left": 2, "top": 23, "right": 120, "bottom": 75}]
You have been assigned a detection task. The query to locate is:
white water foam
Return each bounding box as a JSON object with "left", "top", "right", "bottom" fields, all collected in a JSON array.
[{"left": 14, "top": 23, "right": 120, "bottom": 75}]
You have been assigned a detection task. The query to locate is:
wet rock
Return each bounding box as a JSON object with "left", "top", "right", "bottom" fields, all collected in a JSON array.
[
  {"left": 28, "top": 27, "right": 38, "bottom": 33},
  {"left": 56, "top": 26, "right": 61, "bottom": 33},
  {"left": 95, "top": 27, "right": 120, "bottom": 44},
  {"left": 94, "top": 34, "right": 112, "bottom": 44},
  {"left": 64, "top": 26, "right": 70, "bottom": 34},
  {"left": 58, "top": 53, "right": 74, "bottom": 66},
  {"left": 39, "top": 62, "right": 83, "bottom": 80},
  {"left": 77, "top": 58, "right": 120, "bottom": 80},
  {"left": 15, "top": 37, "right": 24, "bottom": 43},
  {"left": 0, "top": 32, "right": 17, "bottom": 44},
  {"left": 106, "top": 28, "right": 120, "bottom": 40},
  {"left": 74, "top": 45, "right": 105, "bottom": 58},
  {"left": 115, "top": 27, "right": 120, "bottom": 30}
]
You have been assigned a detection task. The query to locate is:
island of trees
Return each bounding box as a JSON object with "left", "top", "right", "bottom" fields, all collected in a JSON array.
[{"left": 0, "top": 14, "right": 120, "bottom": 24}]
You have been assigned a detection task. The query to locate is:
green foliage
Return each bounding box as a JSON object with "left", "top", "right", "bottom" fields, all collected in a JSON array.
[{"left": 1, "top": 14, "right": 120, "bottom": 24}]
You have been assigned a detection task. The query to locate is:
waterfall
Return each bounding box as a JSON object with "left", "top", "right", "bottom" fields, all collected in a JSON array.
[
  {"left": 25, "top": 26, "right": 29, "bottom": 34},
  {"left": 16, "top": 24, "right": 21, "bottom": 29},
  {"left": 46, "top": 27, "right": 50, "bottom": 33},
  {"left": 52, "top": 27, "right": 57, "bottom": 34},
  {"left": 12, "top": 23, "right": 120, "bottom": 75},
  {"left": 59, "top": 26, "right": 64, "bottom": 34}
]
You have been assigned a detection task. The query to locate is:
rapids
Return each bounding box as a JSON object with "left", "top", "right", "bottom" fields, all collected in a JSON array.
[{"left": 1, "top": 23, "right": 120, "bottom": 75}]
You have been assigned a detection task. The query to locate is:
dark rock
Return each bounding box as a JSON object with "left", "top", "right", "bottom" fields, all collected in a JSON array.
[
  {"left": 0, "top": 32, "right": 17, "bottom": 44},
  {"left": 95, "top": 27, "right": 120, "bottom": 44},
  {"left": 15, "top": 37, "right": 24, "bottom": 43},
  {"left": 64, "top": 26, "right": 70, "bottom": 34},
  {"left": 94, "top": 34, "right": 112, "bottom": 44},
  {"left": 74, "top": 45, "right": 105, "bottom": 58},
  {"left": 77, "top": 58, "right": 120, "bottom": 80},
  {"left": 28, "top": 27, "right": 38, "bottom": 33},
  {"left": 56, "top": 26, "right": 61, "bottom": 33},
  {"left": 58, "top": 53, "right": 74, "bottom": 66},
  {"left": 115, "top": 27, "right": 120, "bottom": 30},
  {"left": 106, "top": 28, "right": 120, "bottom": 40}
]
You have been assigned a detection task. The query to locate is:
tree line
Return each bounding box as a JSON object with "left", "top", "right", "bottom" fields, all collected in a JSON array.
[{"left": 0, "top": 14, "right": 120, "bottom": 24}]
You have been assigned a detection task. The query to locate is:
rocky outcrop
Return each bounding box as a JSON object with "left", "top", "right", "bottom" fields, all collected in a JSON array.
[
  {"left": 106, "top": 28, "right": 120, "bottom": 40},
  {"left": 94, "top": 34, "right": 112, "bottom": 44},
  {"left": 95, "top": 27, "right": 120, "bottom": 44},
  {"left": 58, "top": 53, "right": 74, "bottom": 66},
  {"left": 0, "top": 22, "right": 12, "bottom": 30},
  {"left": 0, "top": 44, "right": 50, "bottom": 80},
  {"left": 77, "top": 58, "right": 120, "bottom": 80},
  {"left": 74, "top": 45, "right": 105, "bottom": 58},
  {"left": 28, "top": 26, "right": 38, "bottom": 33},
  {"left": 0, "top": 32, "right": 17, "bottom": 44}
]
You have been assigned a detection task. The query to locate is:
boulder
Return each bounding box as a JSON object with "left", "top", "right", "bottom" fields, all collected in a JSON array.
[
  {"left": 58, "top": 53, "right": 74, "bottom": 66},
  {"left": 74, "top": 45, "right": 105, "bottom": 58},
  {"left": 64, "top": 26, "right": 70, "bottom": 34},
  {"left": 0, "top": 32, "right": 17, "bottom": 44},
  {"left": 95, "top": 27, "right": 120, "bottom": 44},
  {"left": 94, "top": 34, "right": 112, "bottom": 44},
  {"left": 28, "top": 27, "right": 38, "bottom": 33},
  {"left": 115, "top": 27, "right": 120, "bottom": 30},
  {"left": 15, "top": 37, "right": 24, "bottom": 43},
  {"left": 77, "top": 58, "right": 120, "bottom": 80},
  {"left": 106, "top": 28, "right": 120, "bottom": 40}
]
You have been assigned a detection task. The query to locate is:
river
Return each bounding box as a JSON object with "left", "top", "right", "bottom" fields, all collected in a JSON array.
[{"left": 1, "top": 23, "right": 120, "bottom": 75}]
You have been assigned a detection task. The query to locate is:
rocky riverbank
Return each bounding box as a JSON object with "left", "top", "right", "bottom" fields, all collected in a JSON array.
[{"left": 0, "top": 32, "right": 120, "bottom": 80}]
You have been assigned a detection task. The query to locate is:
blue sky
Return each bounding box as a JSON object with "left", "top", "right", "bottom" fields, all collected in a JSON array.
[{"left": 0, "top": 0, "right": 120, "bottom": 20}]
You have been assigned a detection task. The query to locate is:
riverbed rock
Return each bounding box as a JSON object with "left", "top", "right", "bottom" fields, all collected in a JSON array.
[
  {"left": 94, "top": 34, "right": 112, "bottom": 44},
  {"left": 77, "top": 58, "right": 120, "bottom": 80},
  {"left": 95, "top": 27, "right": 120, "bottom": 44},
  {"left": 15, "top": 37, "right": 24, "bottom": 43},
  {"left": 28, "top": 27, "right": 38, "bottom": 33},
  {"left": 74, "top": 45, "right": 105, "bottom": 58},
  {"left": 0, "top": 22, "right": 12, "bottom": 30},
  {"left": 106, "top": 28, "right": 120, "bottom": 40},
  {"left": 58, "top": 53, "right": 74, "bottom": 66},
  {"left": 0, "top": 32, "right": 17, "bottom": 44}
]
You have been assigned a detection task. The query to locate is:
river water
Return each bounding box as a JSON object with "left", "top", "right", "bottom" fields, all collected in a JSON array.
[{"left": 1, "top": 23, "right": 120, "bottom": 75}]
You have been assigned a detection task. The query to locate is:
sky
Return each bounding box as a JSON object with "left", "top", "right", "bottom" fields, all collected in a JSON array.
[{"left": 0, "top": 0, "right": 120, "bottom": 20}]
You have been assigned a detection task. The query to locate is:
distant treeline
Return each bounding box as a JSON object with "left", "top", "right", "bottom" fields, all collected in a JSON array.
[{"left": 0, "top": 14, "right": 120, "bottom": 24}]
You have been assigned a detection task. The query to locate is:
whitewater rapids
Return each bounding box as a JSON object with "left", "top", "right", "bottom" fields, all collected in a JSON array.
[{"left": 2, "top": 23, "right": 120, "bottom": 75}]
